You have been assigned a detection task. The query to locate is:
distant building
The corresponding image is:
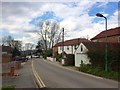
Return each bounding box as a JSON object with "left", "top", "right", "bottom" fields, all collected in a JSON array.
[
  {"left": 1, "top": 46, "right": 13, "bottom": 63},
  {"left": 91, "top": 27, "right": 120, "bottom": 43}
]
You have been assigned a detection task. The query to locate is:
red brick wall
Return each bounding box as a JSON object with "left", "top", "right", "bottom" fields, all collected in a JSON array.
[
  {"left": 53, "top": 47, "right": 58, "bottom": 57},
  {"left": 2, "top": 54, "right": 12, "bottom": 63},
  {"left": 92, "top": 36, "right": 119, "bottom": 43}
]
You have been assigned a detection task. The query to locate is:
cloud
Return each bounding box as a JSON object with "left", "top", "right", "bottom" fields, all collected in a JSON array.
[
  {"left": 16, "top": 32, "right": 39, "bottom": 45},
  {"left": 1, "top": 2, "right": 40, "bottom": 35},
  {"left": 108, "top": 10, "right": 118, "bottom": 28},
  {"left": 1, "top": 1, "right": 118, "bottom": 45}
]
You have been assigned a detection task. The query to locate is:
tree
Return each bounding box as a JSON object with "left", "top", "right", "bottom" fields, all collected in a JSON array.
[
  {"left": 12, "top": 40, "right": 22, "bottom": 51},
  {"left": 24, "top": 43, "right": 34, "bottom": 57},
  {"left": 2, "top": 35, "right": 14, "bottom": 46},
  {"left": 2, "top": 35, "right": 22, "bottom": 50},
  {"left": 2, "top": 35, "right": 22, "bottom": 59},
  {"left": 36, "top": 19, "right": 62, "bottom": 51},
  {"left": 36, "top": 40, "right": 44, "bottom": 56},
  {"left": 25, "top": 43, "right": 34, "bottom": 50},
  {"left": 12, "top": 47, "right": 21, "bottom": 58}
]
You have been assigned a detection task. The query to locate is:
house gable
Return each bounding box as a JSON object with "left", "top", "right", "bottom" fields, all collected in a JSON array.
[
  {"left": 75, "top": 43, "right": 90, "bottom": 67},
  {"left": 75, "top": 43, "right": 88, "bottom": 54}
]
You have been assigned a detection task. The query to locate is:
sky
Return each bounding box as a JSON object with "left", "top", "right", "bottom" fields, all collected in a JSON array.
[{"left": 1, "top": 0, "right": 119, "bottom": 46}]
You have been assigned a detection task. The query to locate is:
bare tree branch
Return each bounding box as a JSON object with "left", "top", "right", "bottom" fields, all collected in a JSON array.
[{"left": 36, "top": 19, "right": 61, "bottom": 51}]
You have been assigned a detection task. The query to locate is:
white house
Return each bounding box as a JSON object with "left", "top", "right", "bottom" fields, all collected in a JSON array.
[
  {"left": 75, "top": 43, "right": 90, "bottom": 67},
  {"left": 53, "top": 38, "right": 91, "bottom": 66},
  {"left": 53, "top": 38, "right": 90, "bottom": 56},
  {"left": 58, "top": 45, "right": 79, "bottom": 54}
]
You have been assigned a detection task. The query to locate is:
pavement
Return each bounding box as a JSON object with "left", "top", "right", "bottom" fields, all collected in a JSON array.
[
  {"left": 2, "top": 60, "right": 37, "bottom": 89},
  {"left": 45, "top": 59, "right": 79, "bottom": 71}
]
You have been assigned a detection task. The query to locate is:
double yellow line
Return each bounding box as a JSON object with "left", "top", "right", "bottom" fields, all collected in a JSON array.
[{"left": 31, "top": 60, "right": 46, "bottom": 88}]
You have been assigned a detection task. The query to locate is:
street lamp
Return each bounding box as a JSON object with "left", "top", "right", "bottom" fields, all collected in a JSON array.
[
  {"left": 62, "top": 28, "right": 65, "bottom": 65},
  {"left": 96, "top": 13, "right": 108, "bottom": 71}
]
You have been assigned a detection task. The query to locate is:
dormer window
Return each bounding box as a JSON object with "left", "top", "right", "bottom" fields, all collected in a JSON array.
[
  {"left": 81, "top": 45, "right": 83, "bottom": 52},
  {"left": 74, "top": 45, "right": 77, "bottom": 50}
]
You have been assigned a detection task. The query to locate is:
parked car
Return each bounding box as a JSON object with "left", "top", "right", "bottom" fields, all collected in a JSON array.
[
  {"left": 32, "top": 55, "right": 39, "bottom": 58},
  {"left": 15, "top": 56, "right": 28, "bottom": 62}
]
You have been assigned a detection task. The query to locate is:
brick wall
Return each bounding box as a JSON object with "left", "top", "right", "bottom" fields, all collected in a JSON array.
[
  {"left": 53, "top": 47, "right": 58, "bottom": 57},
  {"left": 2, "top": 54, "right": 12, "bottom": 63},
  {"left": 92, "top": 36, "right": 119, "bottom": 43}
]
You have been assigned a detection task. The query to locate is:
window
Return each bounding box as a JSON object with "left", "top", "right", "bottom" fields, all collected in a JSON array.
[
  {"left": 118, "top": 36, "right": 120, "bottom": 43},
  {"left": 74, "top": 45, "right": 77, "bottom": 50},
  {"left": 67, "top": 46, "right": 69, "bottom": 50},
  {"left": 60, "top": 46, "right": 62, "bottom": 50},
  {"left": 81, "top": 45, "right": 83, "bottom": 52},
  {"left": 81, "top": 60, "right": 83, "bottom": 64}
]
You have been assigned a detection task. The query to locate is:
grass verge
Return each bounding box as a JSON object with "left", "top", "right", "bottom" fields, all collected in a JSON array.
[
  {"left": 2, "top": 85, "right": 15, "bottom": 90},
  {"left": 79, "top": 64, "right": 119, "bottom": 81}
]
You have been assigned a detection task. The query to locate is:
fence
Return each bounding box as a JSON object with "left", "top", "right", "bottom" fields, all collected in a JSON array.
[
  {"left": 2, "top": 61, "right": 21, "bottom": 86},
  {"left": 2, "top": 61, "right": 21, "bottom": 76}
]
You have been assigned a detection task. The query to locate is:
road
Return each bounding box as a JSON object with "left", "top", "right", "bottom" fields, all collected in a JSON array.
[{"left": 32, "top": 58, "right": 119, "bottom": 88}]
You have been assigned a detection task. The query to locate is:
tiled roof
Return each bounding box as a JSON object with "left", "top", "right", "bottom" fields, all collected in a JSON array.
[
  {"left": 91, "top": 27, "right": 120, "bottom": 40},
  {"left": 82, "top": 42, "right": 120, "bottom": 51},
  {"left": 53, "top": 38, "right": 90, "bottom": 47}
]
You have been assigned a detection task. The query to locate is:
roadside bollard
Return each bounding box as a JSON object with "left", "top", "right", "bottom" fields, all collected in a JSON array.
[
  {"left": 16, "top": 62, "right": 21, "bottom": 69},
  {"left": 10, "top": 66, "right": 14, "bottom": 77}
]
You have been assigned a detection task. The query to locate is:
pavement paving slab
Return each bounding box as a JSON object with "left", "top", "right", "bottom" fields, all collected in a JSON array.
[
  {"left": 13, "top": 60, "right": 37, "bottom": 88},
  {"left": 2, "top": 60, "right": 37, "bottom": 88}
]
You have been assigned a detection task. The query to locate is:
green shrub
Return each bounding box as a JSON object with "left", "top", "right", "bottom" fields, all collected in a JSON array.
[
  {"left": 43, "top": 54, "right": 47, "bottom": 59},
  {"left": 87, "top": 47, "right": 120, "bottom": 72},
  {"left": 55, "top": 54, "right": 62, "bottom": 62},
  {"left": 46, "top": 49, "right": 53, "bottom": 57},
  {"left": 43, "top": 49, "right": 53, "bottom": 59},
  {"left": 2, "top": 85, "right": 15, "bottom": 90},
  {"left": 79, "top": 64, "right": 119, "bottom": 81}
]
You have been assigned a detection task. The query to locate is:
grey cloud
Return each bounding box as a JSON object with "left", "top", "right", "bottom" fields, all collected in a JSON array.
[
  {"left": 2, "top": 2, "right": 43, "bottom": 19},
  {"left": 24, "top": 30, "right": 38, "bottom": 33}
]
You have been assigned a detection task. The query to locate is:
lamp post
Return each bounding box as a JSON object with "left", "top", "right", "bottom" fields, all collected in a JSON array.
[
  {"left": 62, "top": 28, "right": 64, "bottom": 65},
  {"left": 96, "top": 13, "right": 108, "bottom": 71}
]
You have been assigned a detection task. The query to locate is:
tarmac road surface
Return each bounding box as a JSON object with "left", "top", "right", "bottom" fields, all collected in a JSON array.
[{"left": 33, "top": 58, "right": 119, "bottom": 88}]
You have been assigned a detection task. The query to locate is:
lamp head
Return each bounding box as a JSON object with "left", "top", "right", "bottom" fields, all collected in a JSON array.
[{"left": 96, "top": 13, "right": 104, "bottom": 17}]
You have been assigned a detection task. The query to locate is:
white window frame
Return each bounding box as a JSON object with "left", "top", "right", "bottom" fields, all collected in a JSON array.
[
  {"left": 67, "top": 46, "right": 69, "bottom": 50},
  {"left": 60, "top": 46, "right": 62, "bottom": 50},
  {"left": 118, "top": 36, "right": 120, "bottom": 43}
]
